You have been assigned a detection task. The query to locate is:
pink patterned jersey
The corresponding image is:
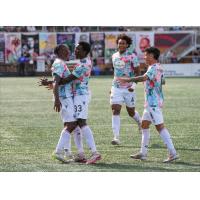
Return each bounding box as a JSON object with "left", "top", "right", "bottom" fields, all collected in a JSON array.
[{"left": 144, "top": 63, "right": 164, "bottom": 108}]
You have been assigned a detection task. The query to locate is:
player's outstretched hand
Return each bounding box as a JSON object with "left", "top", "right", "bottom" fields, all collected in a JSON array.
[{"left": 38, "top": 77, "right": 49, "bottom": 86}]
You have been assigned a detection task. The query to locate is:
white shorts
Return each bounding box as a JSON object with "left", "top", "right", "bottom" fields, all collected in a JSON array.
[
  {"left": 110, "top": 86, "right": 136, "bottom": 107},
  {"left": 142, "top": 107, "right": 164, "bottom": 125},
  {"left": 74, "top": 95, "right": 90, "bottom": 119},
  {"left": 60, "top": 97, "right": 76, "bottom": 123}
]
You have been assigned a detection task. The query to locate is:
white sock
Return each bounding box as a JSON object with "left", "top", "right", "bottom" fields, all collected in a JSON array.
[
  {"left": 140, "top": 129, "right": 150, "bottom": 156},
  {"left": 133, "top": 111, "right": 141, "bottom": 125},
  {"left": 112, "top": 115, "right": 120, "bottom": 140},
  {"left": 159, "top": 128, "right": 176, "bottom": 155},
  {"left": 55, "top": 129, "right": 71, "bottom": 154},
  {"left": 73, "top": 126, "right": 84, "bottom": 154},
  {"left": 81, "top": 125, "right": 97, "bottom": 153}
]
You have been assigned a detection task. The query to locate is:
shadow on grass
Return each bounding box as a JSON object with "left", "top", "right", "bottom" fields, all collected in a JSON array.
[
  {"left": 150, "top": 143, "right": 200, "bottom": 152},
  {"left": 173, "top": 161, "right": 200, "bottom": 167},
  {"left": 90, "top": 161, "right": 177, "bottom": 172}
]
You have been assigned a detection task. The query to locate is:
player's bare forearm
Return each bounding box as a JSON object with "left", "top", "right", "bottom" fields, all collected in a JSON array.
[
  {"left": 132, "top": 75, "right": 148, "bottom": 83},
  {"left": 59, "top": 74, "right": 77, "bottom": 85},
  {"left": 117, "top": 74, "right": 148, "bottom": 84}
]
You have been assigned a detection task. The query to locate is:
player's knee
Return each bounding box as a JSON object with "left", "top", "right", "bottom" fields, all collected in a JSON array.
[
  {"left": 113, "top": 109, "right": 120, "bottom": 115},
  {"left": 111, "top": 104, "right": 121, "bottom": 115},
  {"left": 66, "top": 122, "right": 77, "bottom": 133},
  {"left": 141, "top": 121, "right": 150, "bottom": 129},
  {"left": 156, "top": 124, "right": 165, "bottom": 132},
  {"left": 128, "top": 110, "right": 135, "bottom": 117}
]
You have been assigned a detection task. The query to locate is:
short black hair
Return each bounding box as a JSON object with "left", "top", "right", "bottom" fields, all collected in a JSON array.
[
  {"left": 54, "top": 44, "right": 68, "bottom": 56},
  {"left": 78, "top": 41, "right": 91, "bottom": 55},
  {"left": 116, "top": 34, "right": 132, "bottom": 48},
  {"left": 145, "top": 47, "right": 160, "bottom": 60}
]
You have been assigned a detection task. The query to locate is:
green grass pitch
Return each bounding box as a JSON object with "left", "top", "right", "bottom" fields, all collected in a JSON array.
[{"left": 0, "top": 77, "right": 200, "bottom": 171}]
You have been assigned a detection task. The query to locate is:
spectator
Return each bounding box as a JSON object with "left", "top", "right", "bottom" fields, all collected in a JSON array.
[
  {"left": 92, "top": 59, "right": 101, "bottom": 76},
  {"left": 17, "top": 51, "right": 30, "bottom": 76}
]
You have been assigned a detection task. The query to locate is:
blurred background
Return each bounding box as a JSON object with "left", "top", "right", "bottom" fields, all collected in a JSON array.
[{"left": 0, "top": 26, "right": 200, "bottom": 77}]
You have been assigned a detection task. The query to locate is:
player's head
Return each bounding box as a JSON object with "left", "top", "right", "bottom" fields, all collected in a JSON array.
[
  {"left": 139, "top": 37, "right": 150, "bottom": 52},
  {"left": 144, "top": 47, "right": 160, "bottom": 65},
  {"left": 75, "top": 41, "right": 91, "bottom": 59},
  {"left": 54, "top": 44, "right": 70, "bottom": 61},
  {"left": 116, "top": 34, "right": 132, "bottom": 53}
]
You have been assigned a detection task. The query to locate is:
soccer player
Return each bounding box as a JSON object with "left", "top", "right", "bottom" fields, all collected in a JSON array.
[
  {"left": 58, "top": 42, "right": 101, "bottom": 164},
  {"left": 48, "top": 44, "right": 84, "bottom": 163},
  {"left": 40, "top": 42, "right": 101, "bottom": 164},
  {"left": 110, "top": 34, "right": 142, "bottom": 145},
  {"left": 118, "top": 47, "right": 179, "bottom": 163}
]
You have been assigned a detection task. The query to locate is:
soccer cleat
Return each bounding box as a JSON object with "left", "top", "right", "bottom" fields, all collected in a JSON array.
[
  {"left": 163, "top": 154, "right": 179, "bottom": 163},
  {"left": 64, "top": 150, "right": 74, "bottom": 162},
  {"left": 111, "top": 138, "right": 120, "bottom": 145},
  {"left": 74, "top": 153, "right": 87, "bottom": 163},
  {"left": 130, "top": 152, "right": 147, "bottom": 160},
  {"left": 86, "top": 152, "right": 101, "bottom": 164},
  {"left": 52, "top": 151, "right": 71, "bottom": 163}
]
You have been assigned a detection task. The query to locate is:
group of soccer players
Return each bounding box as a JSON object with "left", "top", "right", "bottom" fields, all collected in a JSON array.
[{"left": 39, "top": 33, "right": 179, "bottom": 164}]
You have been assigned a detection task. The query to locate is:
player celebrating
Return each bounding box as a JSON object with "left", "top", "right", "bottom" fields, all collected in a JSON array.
[
  {"left": 47, "top": 44, "right": 84, "bottom": 163},
  {"left": 58, "top": 42, "right": 101, "bottom": 164},
  {"left": 118, "top": 47, "right": 179, "bottom": 163},
  {"left": 110, "top": 34, "right": 142, "bottom": 145}
]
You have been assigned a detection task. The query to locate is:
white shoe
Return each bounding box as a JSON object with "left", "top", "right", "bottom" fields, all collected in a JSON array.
[
  {"left": 52, "top": 151, "right": 71, "bottom": 163},
  {"left": 64, "top": 150, "right": 74, "bottom": 162},
  {"left": 163, "top": 154, "right": 179, "bottom": 163},
  {"left": 86, "top": 152, "right": 101, "bottom": 164},
  {"left": 111, "top": 138, "right": 120, "bottom": 145},
  {"left": 130, "top": 152, "right": 147, "bottom": 160}
]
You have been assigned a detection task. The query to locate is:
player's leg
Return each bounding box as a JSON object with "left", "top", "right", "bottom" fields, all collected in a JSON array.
[
  {"left": 53, "top": 97, "right": 77, "bottom": 162},
  {"left": 74, "top": 95, "right": 101, "bottom": 164},
  {"left": 124, "top": 89, "right": 142, "bottom": 133},
  {"left": 111, "top": 104, "right": 122, "bottom": 144},
  {"left": 126, "top": 106, "right": 142, "bottom": 134},
  {"left": 130, "top": 109, "right": 151, "bottom": 160},
  {"left": 154, "top": 113, "right": 178, "bottom": 163},
  {"left": 110, "top": 87, "right": 123, "bottom": 145},
  {"left": 73, "top": 126, "right": 87, "bottom": 163},
  {"left": 151, "top": 107, "right": 178, "bottom": 162}
]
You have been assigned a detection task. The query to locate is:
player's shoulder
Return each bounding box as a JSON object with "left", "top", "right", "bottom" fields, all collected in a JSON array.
[
  {"left": 112, "top": 51, "right": 119, "bottom": 58},
  {"left": 52, "top": 58, "right": 63, "bottom": 67},
  {"left": 80, "top": 57, "right": 92, "bottom": 67}
]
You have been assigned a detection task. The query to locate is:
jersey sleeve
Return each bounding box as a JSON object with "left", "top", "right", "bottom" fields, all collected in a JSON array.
[
  {"left": 51, "top": 63, "right": 63, "bottom": 77},
  {"left": 72, "top": 64, "right": 88, "bottom": 78},
  {"left": 145, "top": 66, "right": 156, "bottom": 80}
]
